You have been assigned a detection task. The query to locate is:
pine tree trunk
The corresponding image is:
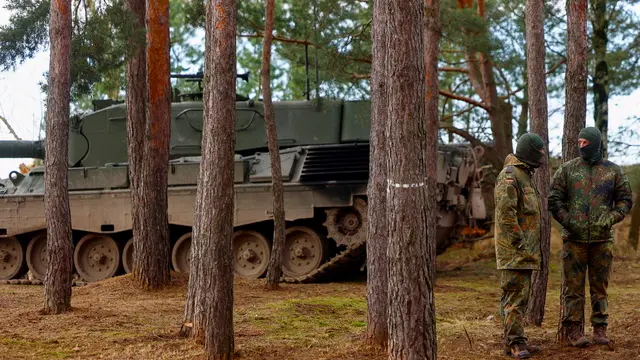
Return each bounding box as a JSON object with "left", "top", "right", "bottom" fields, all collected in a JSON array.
[
  {"left": 181, "top": 224, "right": 207, "bottom": 342},
  {"left": 517, "top": 99, "right": 529, "bottom": 139},
  {"left": 124, "top": 0, "right": 146, "bottom": 289},
  {"left": 492, "top": 99, "right": 515, "bottom": 163},
  {"left": 385, "top": 0, "right": 436, "bottom": 358},
  {"left": 525, "top": 0, "right": 550, "bottom": 326},
  {"left": 133, "top": 0, "right": 171, "bottom": 290},
  {"left": 263, "top": 0, "right": 285, "bottom": 290},
  {"left": 423, "top": 0, "right": 440, "bottom": 356},
  {"left": 43, "top": 0, "right": 73, "bottom": 315},
  {"left": 628, "top": 185, "right": 640, "bottom": 249},
  {"left": 558, "top": 0, "right": 588, "bottom": 342},
  {"left": 562, "top": 0, "right": 588, "bottom": 162},
  {"left": 366, "top": 0, "right": 389, "bottom": 349},
  {"left": 457, "top": 0, "right": 514, "bottom": 169},
  {"left": 200, "top": 0, "right": 237, "bottom": 358},
  {"left": 591, "top": 0, "right": 609, "bottom": 159}
]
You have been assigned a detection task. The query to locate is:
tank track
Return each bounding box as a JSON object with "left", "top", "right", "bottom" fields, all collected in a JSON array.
[
  {"left": 0, "top": 243, "right": 368, "bottom": 286},
  {"left": 0, "top": 279, "right": 88, "bottom": 286},
  {"left": 281, "top": 240, "right": 366, "bottom": 284}
]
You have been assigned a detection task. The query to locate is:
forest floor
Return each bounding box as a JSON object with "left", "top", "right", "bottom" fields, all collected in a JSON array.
[{"left": 0, "top": 217, "right": 639, "bottom": 359}]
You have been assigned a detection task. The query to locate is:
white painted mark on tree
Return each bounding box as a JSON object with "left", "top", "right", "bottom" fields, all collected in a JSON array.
[{"left": 386, "top": 179, "right": 426, "bottom": 192}]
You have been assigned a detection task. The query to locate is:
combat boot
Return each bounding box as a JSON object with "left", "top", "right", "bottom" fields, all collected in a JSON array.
[
  {"left": 504, "top": 343, "right": 531, "bottom": 359},
  {"left": 592, "top": 325, "right": 611, "bottom": 345},
  {"left": 505, "top": 343, "right": 540, "bottom": 357},
  {"left": 567, "top": 324, "right": 590, "bottom": 347}
]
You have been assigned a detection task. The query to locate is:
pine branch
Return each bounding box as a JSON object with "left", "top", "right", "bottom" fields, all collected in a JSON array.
[
  {"left": 239, "top": 33, "right": 312, "bottom": 46},
  {"left": 439, "top": 89, "right": 489, "bottom": 111},
  {"left": 0, "top": 115, "right": 22, "bottom": 140},
  {"left": 501, "top": 57, "right": 566, "bottom": 99},
  {"left": 440, "top": 105, "right": 476, "bottom": 122},
  {"left": 350, "top": 67, "right": 467, "bottom": 79}
]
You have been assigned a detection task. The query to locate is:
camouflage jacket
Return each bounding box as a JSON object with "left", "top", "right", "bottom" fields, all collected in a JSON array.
[
  {"left": 494, "top": 154, "right": 542, "bottom": 270},
  {"left": 549, "top": 157, "right": 633, "bottom": 242}
]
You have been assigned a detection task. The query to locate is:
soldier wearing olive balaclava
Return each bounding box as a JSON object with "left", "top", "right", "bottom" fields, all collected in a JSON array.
[
  {"left": 493, "top": 132, "right": 545, "bottom": 358},
  {"left": 514, "top": 133, "right": 545, "bottom": 168},
  {"left": 549, "top": 126, "right": 634, "bottom": 348}
]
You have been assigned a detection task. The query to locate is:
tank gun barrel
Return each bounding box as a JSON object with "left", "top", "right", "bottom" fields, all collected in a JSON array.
[
  {"left": 0, "top": 140, "right": 45, "bottom": 159},
  {"left": 170, "top": 71, "right": 250, "bottom": 82}
]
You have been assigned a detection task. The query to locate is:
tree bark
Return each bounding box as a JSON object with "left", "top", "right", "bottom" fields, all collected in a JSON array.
[
  {"left": 124, "top": 0, "right": 146, "bottom": 292},
  {"left": 558, "top": 0, "right": 588, "bottom": 342},
  {"left": 133, "top": 0, "right": 171, "bottom": 290},
  {"left": 423, "top": 0, "right": 439, "bottom": 355},
  {"left": 517, "top": 99, "right": 529, "bottom": 139},
  {"left": 43, "top": 0, "right": 73, "bottom": 315},
  {"left": 629, "top": 185, "right": 640, "bottom": 249},
  {"left": 591, "top": 0, "right": 609, "bottom": 159},
  {"left": 366, "top": 0, "right": 389, "bottom": 349},
  {"left": 385, "top": 0, "right": 436, "bottom": 358},
  {"left": 562, "top": 0, "right": 588, "bottom": 162},
  {"left": 524, "top": 0, "right": 550, "bottom": 327},
  {"left": 201, "top": 0, "right": 237, "bottom": 358},
  {"left": 263, "top": 0, "right": 285, "bottom": 290}
]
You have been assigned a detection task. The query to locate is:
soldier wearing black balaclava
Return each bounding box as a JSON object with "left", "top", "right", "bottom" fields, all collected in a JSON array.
[
  {"left": 578, "top": 127, "right": 604, "bottom": 164},
  {"left": 549, "top": 126, "right": 634, "bottom": 348}
]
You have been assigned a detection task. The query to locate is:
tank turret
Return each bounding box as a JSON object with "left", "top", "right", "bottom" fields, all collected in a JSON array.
[{"left": 0, "top": 140, "right": 45, "bottom": 159}]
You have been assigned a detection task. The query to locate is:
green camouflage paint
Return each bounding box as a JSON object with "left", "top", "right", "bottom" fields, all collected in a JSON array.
[
  {"left": 500, "top": 269, "right": 533, "bottom": 346},
  {"left": 494, "top": 154, "right": 542, "bottom": 270},
  {"left": 560, "top": 241, "right": 613, "bottom": 328},
  {"left": 494, "top": 154, "right": 542, "bottom": 347},
  {"left": 551, "top": 154, "right": 632, "bottom": 333},
  {"left": 549, "top": 157, "right": 633, "bottom": 242}
]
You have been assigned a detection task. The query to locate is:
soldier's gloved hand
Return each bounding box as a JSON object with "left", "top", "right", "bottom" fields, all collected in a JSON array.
[{"left": 595, "top": 212, "right": 616, "bottom": 228}]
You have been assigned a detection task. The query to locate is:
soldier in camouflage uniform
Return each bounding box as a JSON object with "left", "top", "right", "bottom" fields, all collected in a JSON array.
[
  {"left": 549, "top": 127, "right": 633, "bottom": 347},
  {"left": 495, "top": 133, "right": 545, "bottom": 359}
]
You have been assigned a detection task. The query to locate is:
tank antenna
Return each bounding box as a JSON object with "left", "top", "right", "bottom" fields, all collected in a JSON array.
[
  {"left": 304, "top": 43, "right": 311, "bottom": 101},
  {"left": 313, "top": 0, "right": 320, "bottom": 102}
]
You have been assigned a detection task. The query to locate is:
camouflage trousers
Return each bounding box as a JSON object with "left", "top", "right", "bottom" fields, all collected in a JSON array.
[
  {"left": 560, "top": 241, "right": 613, "bottom": 328},
  {"left": 500, "top": 269, "right": 532, "bottom": 346}
]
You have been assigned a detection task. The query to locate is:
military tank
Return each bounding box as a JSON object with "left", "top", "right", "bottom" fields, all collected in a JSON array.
[{"left": 0, "top": 75, "right": 488, "bottom": 284}]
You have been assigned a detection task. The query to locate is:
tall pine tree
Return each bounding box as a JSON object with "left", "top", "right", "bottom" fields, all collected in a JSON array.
[
  {"left": 365, "top": 0, "right": 389, "bottom": 349},
  {"left": 42, "top": 0, "right": 73, "bottom": 315},
  {"left": 525, "top": 0, "right": 551, "bottom": 326},
  {"left": 384, "top": 0, "right": 437, "bottom": 357}
]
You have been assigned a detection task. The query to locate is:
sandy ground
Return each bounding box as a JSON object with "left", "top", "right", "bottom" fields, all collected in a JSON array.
[{"left": 0, "top": 218, "right": 638, "bottom": 359}]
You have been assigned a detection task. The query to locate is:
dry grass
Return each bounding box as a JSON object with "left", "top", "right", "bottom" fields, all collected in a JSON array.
[{"left": 0, "top": 216, "right": 639, "bottom": 359}]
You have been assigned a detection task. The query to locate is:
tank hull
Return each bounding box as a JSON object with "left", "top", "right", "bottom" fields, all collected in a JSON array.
[{"left": 0, "top": 142, "right": 488, "bottom": 283}]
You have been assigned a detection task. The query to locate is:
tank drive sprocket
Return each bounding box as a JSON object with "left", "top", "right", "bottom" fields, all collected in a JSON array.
[{"left": 323, "top": 197, "right": 368, "bottom": 247}]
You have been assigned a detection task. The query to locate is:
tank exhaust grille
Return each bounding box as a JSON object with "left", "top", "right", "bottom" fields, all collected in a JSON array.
[{"left": 299, "top": 144, "right": 369, "bottom": 183}]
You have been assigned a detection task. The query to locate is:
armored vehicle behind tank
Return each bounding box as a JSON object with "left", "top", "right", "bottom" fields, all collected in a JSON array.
[{"left": 0, "top": 78, "right": 488, "bottom": 283}]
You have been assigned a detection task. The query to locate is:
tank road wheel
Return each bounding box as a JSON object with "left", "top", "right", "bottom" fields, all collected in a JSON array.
[
  {"left": 171, "top": 232, "right": 192, "bottom": 273},
  {"left": 323, "top": 197, "right": 368, "bottom": 247},
  {"left": 0, "top": 236, "right": 26, "bottom": 280},
  {"left": 74, "top": 234, "right": 121, "bottom": 282},
  {"left": 122, "top": 238, "right": 134, "bottom": 274},
  {"left": 26, "top": 233, "right": 47, "bottom": 280},
  {"left": 232, "top": 230, "right": 271, "bottom": 279},
  {"left": 282, "top": 226, "right": 326, "bottom": 278}
]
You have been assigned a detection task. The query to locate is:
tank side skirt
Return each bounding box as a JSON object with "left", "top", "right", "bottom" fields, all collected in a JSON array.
[{"left": 0, "top": 183, "right": 366, "bottom": 236}]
